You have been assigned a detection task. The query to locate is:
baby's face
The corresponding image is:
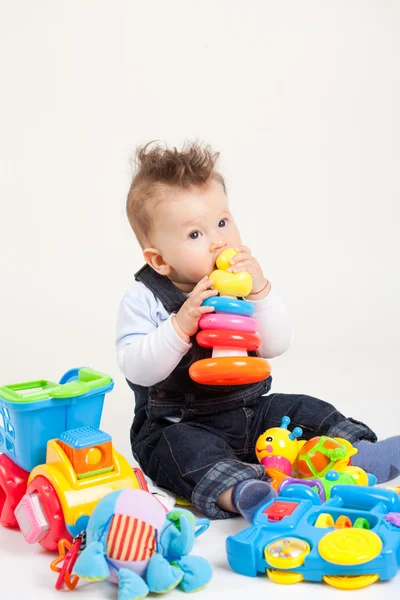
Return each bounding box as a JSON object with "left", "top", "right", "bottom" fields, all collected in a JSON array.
[{"left": 149, "top": 180, "right": 242, "bottom": 287}]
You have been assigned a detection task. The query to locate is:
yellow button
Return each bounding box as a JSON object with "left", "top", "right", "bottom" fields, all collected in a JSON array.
[
  {"left": 86, "top": 447, "right": 102, "bottom": 465},
  {"left": 265, "top": 537, "right": 310, "bottom": 569},
  {"left": 319, "top": 529, "right": 382, "bottom": 565}
]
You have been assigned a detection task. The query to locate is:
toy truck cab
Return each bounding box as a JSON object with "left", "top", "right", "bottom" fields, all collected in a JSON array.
[
  {"left": 226, "top": 483, "right": 400, "bottom": 589},
  {"left": 15, "top": 426, "right": 144, "bottom": 550}
]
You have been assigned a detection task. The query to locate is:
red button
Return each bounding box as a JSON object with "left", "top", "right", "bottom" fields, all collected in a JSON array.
[{"left": 264, "top": 501, "right": 298, "bottom": 521}]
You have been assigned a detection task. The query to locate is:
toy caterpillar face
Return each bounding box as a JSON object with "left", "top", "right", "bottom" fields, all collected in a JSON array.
[{"left": 255, "top": 427, "right": 299, "bottom": 464}]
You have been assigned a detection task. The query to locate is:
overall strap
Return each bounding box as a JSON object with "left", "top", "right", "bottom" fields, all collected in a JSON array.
[{"left": 134, "top": 264, "right": 187, "bottom": 314}]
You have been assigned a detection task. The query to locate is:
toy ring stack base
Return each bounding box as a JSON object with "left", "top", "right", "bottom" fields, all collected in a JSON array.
[{"left": 189, "top": 356, "right": 271, "bottom": 386}]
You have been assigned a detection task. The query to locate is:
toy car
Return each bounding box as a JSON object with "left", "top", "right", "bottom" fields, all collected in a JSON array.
[{"left": 226, "top": 483, "right": 400, "bottom": 589}]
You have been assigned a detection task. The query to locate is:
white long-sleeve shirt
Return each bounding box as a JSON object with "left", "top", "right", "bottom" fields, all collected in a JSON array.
[{"left": 116, "top": 280, "right": 294, "bottom": 387}]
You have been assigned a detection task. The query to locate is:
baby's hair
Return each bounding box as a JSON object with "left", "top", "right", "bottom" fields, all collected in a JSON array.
[{"left": 126, "top": 141, "right": 226, "bottom": 248}]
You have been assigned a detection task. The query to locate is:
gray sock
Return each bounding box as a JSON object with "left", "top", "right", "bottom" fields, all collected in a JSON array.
[
  {"left": 232, "top": 479, "right": 277, "bottom": 522},
  {"left": 352, "top": 436, "right": 400, "bottom": 484}
]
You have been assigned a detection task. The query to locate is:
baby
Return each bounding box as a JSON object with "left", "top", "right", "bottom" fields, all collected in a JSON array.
[{"left": 116, "top": 142, "right": 400, "bottom": 520}]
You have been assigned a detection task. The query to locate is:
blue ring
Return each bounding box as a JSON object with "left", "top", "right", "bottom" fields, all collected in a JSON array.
[{"left": 202, "top": 296, "right": 254, "bottom": 316}]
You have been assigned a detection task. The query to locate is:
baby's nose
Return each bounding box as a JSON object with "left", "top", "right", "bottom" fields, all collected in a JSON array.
[{"left": 210, "top": 240, "right": 227, "bottom": 253}]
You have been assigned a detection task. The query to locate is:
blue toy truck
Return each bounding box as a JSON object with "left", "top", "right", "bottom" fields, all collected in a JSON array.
[{"left": 226, "top": 483, "right": 400, "bottom": 589}]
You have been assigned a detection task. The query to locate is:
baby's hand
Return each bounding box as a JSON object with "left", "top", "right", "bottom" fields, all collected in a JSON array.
[
  {"left": 173, "top": 276, "right": 218, "bottom": 341},
  {"left": 227, "top": 245, "right": 270, "bottom": 297}
]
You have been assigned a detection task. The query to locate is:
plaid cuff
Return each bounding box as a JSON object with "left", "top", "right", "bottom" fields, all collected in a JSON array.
[
  {"left": 327, "top": 417, "right": 377, "bottom": 443},
  {"left": 192, "top": 460, "right": 267, "bottom": 520}
]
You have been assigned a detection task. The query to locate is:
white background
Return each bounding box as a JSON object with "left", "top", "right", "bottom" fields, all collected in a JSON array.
[{"left": 0, "top": 1, "right": 399, "bottom": 598}]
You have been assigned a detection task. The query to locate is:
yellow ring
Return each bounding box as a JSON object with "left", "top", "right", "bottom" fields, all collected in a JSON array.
[
  {"left": 319, "top": 529, "right": 382, "bottom": 565},
  {"left": 315, "top": 513, "right": 335, "bottom": 528}
]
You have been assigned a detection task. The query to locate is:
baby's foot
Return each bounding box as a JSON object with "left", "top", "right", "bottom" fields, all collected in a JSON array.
[
  {"left": 352, "top": 436, "right": 400, "bottom": 484},
  {"left": 232, "top": 479, "right": 277, "bottom": 522}
]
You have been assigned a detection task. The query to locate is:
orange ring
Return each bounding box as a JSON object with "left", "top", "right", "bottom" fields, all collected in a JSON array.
[
  {"left": 335, "top": 515, "right": 353, "bottom": 529},
  {"left": 196, "top": 330, "right": 262, "bottom": 350},
  {"left": 189, "top": 356, "right": 271, "bottom": 385}
]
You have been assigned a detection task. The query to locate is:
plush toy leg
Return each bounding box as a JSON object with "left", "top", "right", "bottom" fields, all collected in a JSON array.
[
  {"left": 73, "top": 541, "right": 110, "bottom": 581},
  {"left": 175, "top": 555, "right": 212, "bottom": 592},
  {"left": 146, "top": 553, "right": 183, "bottom": 593},
  {"left": 118, "top": 568, "right": 149, "bottom": 600}
]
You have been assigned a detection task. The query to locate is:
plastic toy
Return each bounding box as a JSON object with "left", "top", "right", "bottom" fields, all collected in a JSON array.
[
  {"left": 0, "top": 368, "right": 146, "bottom": 550},
  {"left": 226, "top": 484, "right": 400, "bottom": 589},
  {"left": 255, "top": 416, "right": 374, "bottom": 499},
  {"left": 51, "top": 488, "right": 212, "bottom": 598},
  {"left": 189, "top": 248, "right": 270, "bottom": 385}
]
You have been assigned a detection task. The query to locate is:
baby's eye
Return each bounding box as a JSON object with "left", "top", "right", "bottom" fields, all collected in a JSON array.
[
  {"left": 189, "top": 231, "right": 201, "bottom": 240},
  {"left": 218, "top": 218, "right": 228, "bottom": 228}
]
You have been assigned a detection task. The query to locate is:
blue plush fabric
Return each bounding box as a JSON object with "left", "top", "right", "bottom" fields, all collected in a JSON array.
[
  {"left": 74, "top": 541, "right": 110, "bottom": 580},
  {"left": 71, "top": 489, "right": 212, "bottom": 595},
  {"left": 159, "top": 510, "right": 195, "bottom": 559},
  {"left": 118, "top": 568, "right": 149, "bottom": 600},
  {"left": 146, "top": 553, "right": 183, "bottom": 593},
  {"left": 176, "top": 556, "right": 213, "bottom": 592}
]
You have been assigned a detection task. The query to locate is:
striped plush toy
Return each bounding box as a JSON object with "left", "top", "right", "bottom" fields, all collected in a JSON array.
[{"left": 73, "top": 488, "right": 212, "bottom": 599}]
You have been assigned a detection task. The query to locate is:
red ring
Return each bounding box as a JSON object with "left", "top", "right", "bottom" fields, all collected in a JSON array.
[
  {"left": 196, "top": 329, "right": 261, "bottom": 350},
  {"left": 189, "top": 357, "right": 271, "bottom": 385}
]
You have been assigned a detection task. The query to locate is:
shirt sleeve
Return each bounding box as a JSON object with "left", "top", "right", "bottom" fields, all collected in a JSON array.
[
  {"left": 245, "top": 291, "right": 294, "bottom": 359},
  {"left": 116, "top": 287, "right": 192, "bottom": 387}
]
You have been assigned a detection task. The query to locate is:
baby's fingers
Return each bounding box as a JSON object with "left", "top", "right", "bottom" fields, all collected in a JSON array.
[
  {"left": 229, "top": 251, "right": 251, "bottom": 266},
  {"left": 193, "top": 276, "right": 215, "bottom": 291},
  {"left": 199, "top": 305, "right": 215, "bottom": 314},
  {"left": 227, "top": 259, "right": 251, "bottom": 273},
  {"left": 234, "top": 245, "right": 251, "bottom": 255},
  {"left": 194, "top": 288, "right": 218, "bottom": 305}
]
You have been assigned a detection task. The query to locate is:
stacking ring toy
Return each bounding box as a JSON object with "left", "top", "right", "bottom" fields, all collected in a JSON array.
[
  {"left": 189, "top": 248, "right": 271, "bottom": 386},
  {"left": 202, "top": 296, "right": 255, "bottom": 316},
  {"left": 199, "top": 313, "right": 258, "bottom": 333},
  {"left": 196, "top": 330, "right": 261, "bottom": 351},
  {"left": 189, "top": 356, "right": 271, "bottom": 386}
]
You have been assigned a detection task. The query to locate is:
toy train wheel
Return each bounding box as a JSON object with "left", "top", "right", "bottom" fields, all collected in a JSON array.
[{"left": 25, "top": 476, "right": 72, "bottom": 551}]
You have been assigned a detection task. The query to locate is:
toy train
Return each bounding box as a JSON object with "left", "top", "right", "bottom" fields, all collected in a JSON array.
[{"left": 0, "top": 367, "right": 146, "bottom": 551}]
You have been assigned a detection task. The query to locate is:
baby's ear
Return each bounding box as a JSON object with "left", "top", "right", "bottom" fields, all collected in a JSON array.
[{"left": 143, "top": 247, "right": 172, "bottom": 276}]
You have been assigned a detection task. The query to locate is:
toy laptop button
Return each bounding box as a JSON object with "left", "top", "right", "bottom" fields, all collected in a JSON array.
[
  {"left": 263, "top": 501, "right": 299, "bottom": 521},
  {"left": 265, "top": 537, "right": 310, "bottom": 569},
  {"left": 326, "top": 470, "right": 339, "bottom": 481},
  {"left": 319, "top": 529, "right": 382, "bottom": 565}
]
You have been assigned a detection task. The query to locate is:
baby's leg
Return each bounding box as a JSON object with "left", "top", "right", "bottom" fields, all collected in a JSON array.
[
  {"left": 255, "top": 392, "right": 377, "bottom": 444},
  {"left": 250, "top": 393, "right": 400, "bottom": 484},
  {"left": 131, "top": 421, "right": 272, "bottom": 520},
  {"left": 351, "top": 437, "right": 400, "bottom": 483}
]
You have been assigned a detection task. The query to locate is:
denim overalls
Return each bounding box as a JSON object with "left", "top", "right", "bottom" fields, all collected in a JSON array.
[{"left": 128, "top": 265, "right": 377, "bottom": 519}]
